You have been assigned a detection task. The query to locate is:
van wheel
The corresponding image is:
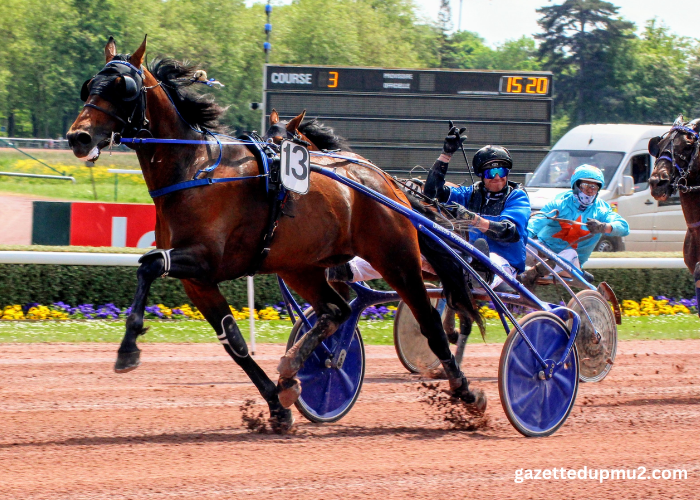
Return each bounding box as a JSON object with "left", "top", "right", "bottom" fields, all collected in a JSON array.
[{"left": 594, "top": 237, "right": 616, "bottom": 252}]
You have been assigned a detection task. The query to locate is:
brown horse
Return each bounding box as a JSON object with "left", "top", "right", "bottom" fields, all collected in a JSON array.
[
  {"left": 66, "top": 37, "right": 484, "bottom": 429},
  {"left": 648, "top": 116, "right": 700, "bottom": 315}
]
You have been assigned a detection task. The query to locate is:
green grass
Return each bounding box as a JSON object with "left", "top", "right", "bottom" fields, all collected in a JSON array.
[
  {"left": 0, "top": 148, "right": 139, "bottom": 169},
  {"left": 0, "top": 181, "right": 154, "bottom": 203},
  {"left": 0, "top": 315, "right": 697, "bottom": 344},
  {"left": 0, "top": 148, "right": 153, "bottom": 203}
]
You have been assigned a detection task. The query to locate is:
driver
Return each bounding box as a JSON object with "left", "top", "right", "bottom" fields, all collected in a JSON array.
[
  {"left": 522, "top": 164, "right": 629, "bottom": 288},
  {"left": 326, "top": 127, "right": 531, "bottom": 291},
  {"left": 422, "top": 131, "right": 531, "bottom": 290}
]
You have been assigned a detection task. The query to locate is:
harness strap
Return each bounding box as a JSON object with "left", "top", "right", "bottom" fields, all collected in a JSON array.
[
  {"left": 148, "top": 174, "right": 267, "bottom": 198},
  {"left": 245, "top": 157, "right": 289, "bottom": 276},
  {"left": 83, "top": 103, "right": 128, "bottom": 126},
  {"left": 672, "top": 125, "right": 700, "bottom": 141}
]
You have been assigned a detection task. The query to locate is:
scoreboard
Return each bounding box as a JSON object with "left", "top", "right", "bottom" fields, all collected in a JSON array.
[{"left": 263, "top": 65, "right": 553, "bottom": 183}]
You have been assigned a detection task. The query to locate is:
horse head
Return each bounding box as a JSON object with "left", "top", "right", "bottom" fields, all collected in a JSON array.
[
  {"left": 649, "top": 115, "right": 700, "bottom": 201},
  {"left": 67, "top": 36, "right": 151, "bottom": 161},
  {"left": 264, "top": 109, "right": 320, "bottom": 150},
  {"left": 67, "top": 36, "right": 225, "bottom": 166}
]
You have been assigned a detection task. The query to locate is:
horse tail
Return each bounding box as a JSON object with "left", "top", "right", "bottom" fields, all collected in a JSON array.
[{"left": 402, "top": 191, "right": 485, "bottom": 339}]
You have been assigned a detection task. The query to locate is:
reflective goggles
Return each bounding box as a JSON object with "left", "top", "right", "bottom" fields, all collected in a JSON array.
[
  {"left": 482, "top": 166, "right": 510, "bottom": 179},
  {"left": 578, "top": 181, "right": 601, "bottom": 192}
]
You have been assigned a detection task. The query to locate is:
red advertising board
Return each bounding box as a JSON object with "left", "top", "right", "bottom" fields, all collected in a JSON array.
[{"left": 70, "top": 202, "right": 156, "bottom": 248}]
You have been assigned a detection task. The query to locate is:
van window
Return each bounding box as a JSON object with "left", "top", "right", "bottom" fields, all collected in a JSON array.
[
  {"left": 623, "top": 154, "right": 651, "bottom": 191},
  {"left": 527, "top": 150, "right": 624, "bottom": 188}
]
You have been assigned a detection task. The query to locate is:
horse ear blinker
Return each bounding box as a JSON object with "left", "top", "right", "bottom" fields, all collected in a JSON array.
[
  {"left": 648, "top": 136, "right": 661, "bottom": 157},
  {"left": 121, "top": 76, "right": 140, "bottom": 101},
  {"left": 80, "top": 79, "right": 92, "bottom": 102}
]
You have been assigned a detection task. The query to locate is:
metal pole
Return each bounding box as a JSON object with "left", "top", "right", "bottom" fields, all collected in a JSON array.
[
  {"left": 458, "top": 0, "right": 463, "bottom": 31},
  {"left": 247, "top": 276, "right": 256, "bottom": 355},
  {"left": 264, "top": 1, "right": 272, "bottom": 65},
  {"left": 261, "top": 1, "right": 272, "bottom": 133},
  {"left": 114, "top": 173, "right": 118, "bottom": 201},
  {"left": 87, "top": 161, "right": 98, "bottom": 200}
]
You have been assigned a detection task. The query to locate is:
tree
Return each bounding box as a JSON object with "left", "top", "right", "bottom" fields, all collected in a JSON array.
[
  {"left": 440, "top": 31, "right": 493, "bottom": 69},
  {"left": 621, "top": 20, "right": 696, "bottom": 123},
  {"left": 536, "top": 0, "right": 634, "bottom": 125}
]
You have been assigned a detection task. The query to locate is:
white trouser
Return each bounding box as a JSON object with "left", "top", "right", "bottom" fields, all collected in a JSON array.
[
  {"left": 347, "top": 253, "right": 516, "bottom": 289},
  {"left": 488, "top": 253, "right": 517, "bottom": 290},
  {"left": 348, "top": 255, "right": 436, "bottom": 281},
  {"left": 553, "top": 248, "right": 581, "bottom": 273}
]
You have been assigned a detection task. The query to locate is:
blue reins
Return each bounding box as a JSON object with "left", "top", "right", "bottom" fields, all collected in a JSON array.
[{"left": 119, "top": 135, "right": 375, "bottom": 198}]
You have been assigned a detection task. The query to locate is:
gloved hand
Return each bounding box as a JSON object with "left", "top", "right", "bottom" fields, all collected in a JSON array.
[
  {"left": 404, "top": 178, "right": 424, "bottom": 196},
  {"left": 443, "top": 126, "right": 467, "bottom": 154},
  {"left": 586, "top": 218, "right": 609, "bottom": 234},
  {"left": 448, "top": 204, "right": 480, "bottom": 226}
]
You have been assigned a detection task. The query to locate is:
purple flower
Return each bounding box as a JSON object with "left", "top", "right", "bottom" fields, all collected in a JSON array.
[{"left": 23, "top": 302, "right": 40, "bottom": 313}]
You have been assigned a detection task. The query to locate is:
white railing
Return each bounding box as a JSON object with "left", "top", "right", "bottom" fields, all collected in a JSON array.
[{"left": 0, "top": 251, "right": 687, "bottom": 269}]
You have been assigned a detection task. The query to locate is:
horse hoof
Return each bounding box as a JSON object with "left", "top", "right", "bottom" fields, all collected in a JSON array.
[
  {"left": 277, "top": 377, "right": 301, "bottom": 408},
  {"left": 464, "top": 388, "right": 487, "bottom": 416},
  {"left": 114, "top": 350, "right": 141, "bottom": 373},
  {"left": 451, "top": 381, "right": 487, "bottom": 416},
  {"left": 269, "top": 408, "right": 295, "bottom": 434}
]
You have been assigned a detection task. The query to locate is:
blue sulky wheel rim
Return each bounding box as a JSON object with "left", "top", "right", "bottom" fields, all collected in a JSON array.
[
  {"left": 288, "top": 310, "right": 365, "bottom": 423},
  {"left": 499, "top": 312, "right": 579, "bottom": 437}
]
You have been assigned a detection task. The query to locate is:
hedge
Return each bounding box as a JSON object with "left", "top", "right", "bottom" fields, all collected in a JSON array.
[{"left": 0, "top": 264, "right": 693, "bottom": 308}]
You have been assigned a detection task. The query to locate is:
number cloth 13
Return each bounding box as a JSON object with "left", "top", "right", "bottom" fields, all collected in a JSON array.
[{"left": 280, "top": 140, "right": 311, "bottom": 194}]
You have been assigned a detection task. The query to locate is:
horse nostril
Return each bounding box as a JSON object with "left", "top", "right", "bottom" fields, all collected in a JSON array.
[{"left": 77, "top": 132, "right": 92, "bottom": 145}]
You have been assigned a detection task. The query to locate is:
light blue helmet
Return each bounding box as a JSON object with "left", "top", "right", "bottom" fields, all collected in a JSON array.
[
  {"left": 570, "top": 165, "right": 604, "bottom": 209},
  {"left": 570, "top": 165, "right": 605, "bottom": 190}
]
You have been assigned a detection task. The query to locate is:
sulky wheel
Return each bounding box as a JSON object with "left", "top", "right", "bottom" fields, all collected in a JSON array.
[
  {"left": 286, "top": 308, "right": 365, "bottom": 423},
  {"left": 393, "top": 284, "right": 448, "bottom": 373},
  {"left": 499, "top": 311, "right": 579, "bottom": 437},
  {"left": 567, "top": 290, "right": 617, "bottom": 383}
]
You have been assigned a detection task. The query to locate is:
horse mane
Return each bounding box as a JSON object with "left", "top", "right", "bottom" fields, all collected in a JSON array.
[
  {"left": 298, "top": 119, "right": 351, "bottom": 151},
  {"left": 147, "top": 57, "right": 226, "bottom": 131}
]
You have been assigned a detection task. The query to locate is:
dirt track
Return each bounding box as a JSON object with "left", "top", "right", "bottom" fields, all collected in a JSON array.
[{"left": 0, "top": 340, "right": 698, "bottom": 499}]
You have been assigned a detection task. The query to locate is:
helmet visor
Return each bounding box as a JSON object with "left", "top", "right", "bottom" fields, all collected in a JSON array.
[
  {"left": 578, "top": 181, "right": 601, "bottom": 193},
  {"left": 482, "top": 166, "right": 509, "bottom": 179}
]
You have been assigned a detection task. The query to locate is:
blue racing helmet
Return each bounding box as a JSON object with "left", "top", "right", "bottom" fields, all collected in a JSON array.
[{"left": 570, "top": 165, "right": 604, "bottom": 209}]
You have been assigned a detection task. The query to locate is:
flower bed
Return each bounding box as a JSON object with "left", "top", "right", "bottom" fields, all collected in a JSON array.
[
  {"left": 3, "top": 296, "right": 696, "bottom": 322},
  {"left": 1, "top": 301, "right": 398, "bottom": 321},
  {"left": 621, "top": 296, "right": 696, "bottom": 317}
]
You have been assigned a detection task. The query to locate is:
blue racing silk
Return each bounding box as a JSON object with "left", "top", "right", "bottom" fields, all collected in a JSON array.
[
  {"left": 527, "top": 191, "right": 630, "bottom": 265},
  {"left": 446, "top": 184, "right": 531, "bottom": 272}
]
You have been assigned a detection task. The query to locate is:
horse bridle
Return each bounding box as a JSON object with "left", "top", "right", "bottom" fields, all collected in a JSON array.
[
  {"left": 80, "top": 59, "right": 154, "bottom": 139},
  {"left": 652, "top": 123, "right": 700, "bottom": 194}
]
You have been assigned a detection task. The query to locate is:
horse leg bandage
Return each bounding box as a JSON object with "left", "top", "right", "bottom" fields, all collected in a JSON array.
[
  {"left": 138, "top": 248, "right": 173, "bottom": 277},
  {"left": 218, "top": 315, "right": 249, "bottom": 357}
]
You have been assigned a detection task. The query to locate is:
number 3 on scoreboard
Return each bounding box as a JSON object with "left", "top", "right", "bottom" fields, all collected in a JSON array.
[{"left": 328, "top": 71, "right": 339, "bottom": 88}]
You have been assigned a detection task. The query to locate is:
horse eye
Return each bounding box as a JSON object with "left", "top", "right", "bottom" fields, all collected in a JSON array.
[{"left": 648, "top": 136, "right": 661, "bottom": 157}]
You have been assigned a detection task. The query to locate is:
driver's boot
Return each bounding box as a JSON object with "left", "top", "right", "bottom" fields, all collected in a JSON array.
[
  {"left": 517, "top": 261, "right": 549, "bottom": 291},
  {"left": 440, "top": 356, "right": 487, "bottom": 414}
]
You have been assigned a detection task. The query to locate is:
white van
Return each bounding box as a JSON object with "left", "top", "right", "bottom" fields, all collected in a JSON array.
[{"left": 524, "top": 124, "right": 684, "bottom": 252}]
